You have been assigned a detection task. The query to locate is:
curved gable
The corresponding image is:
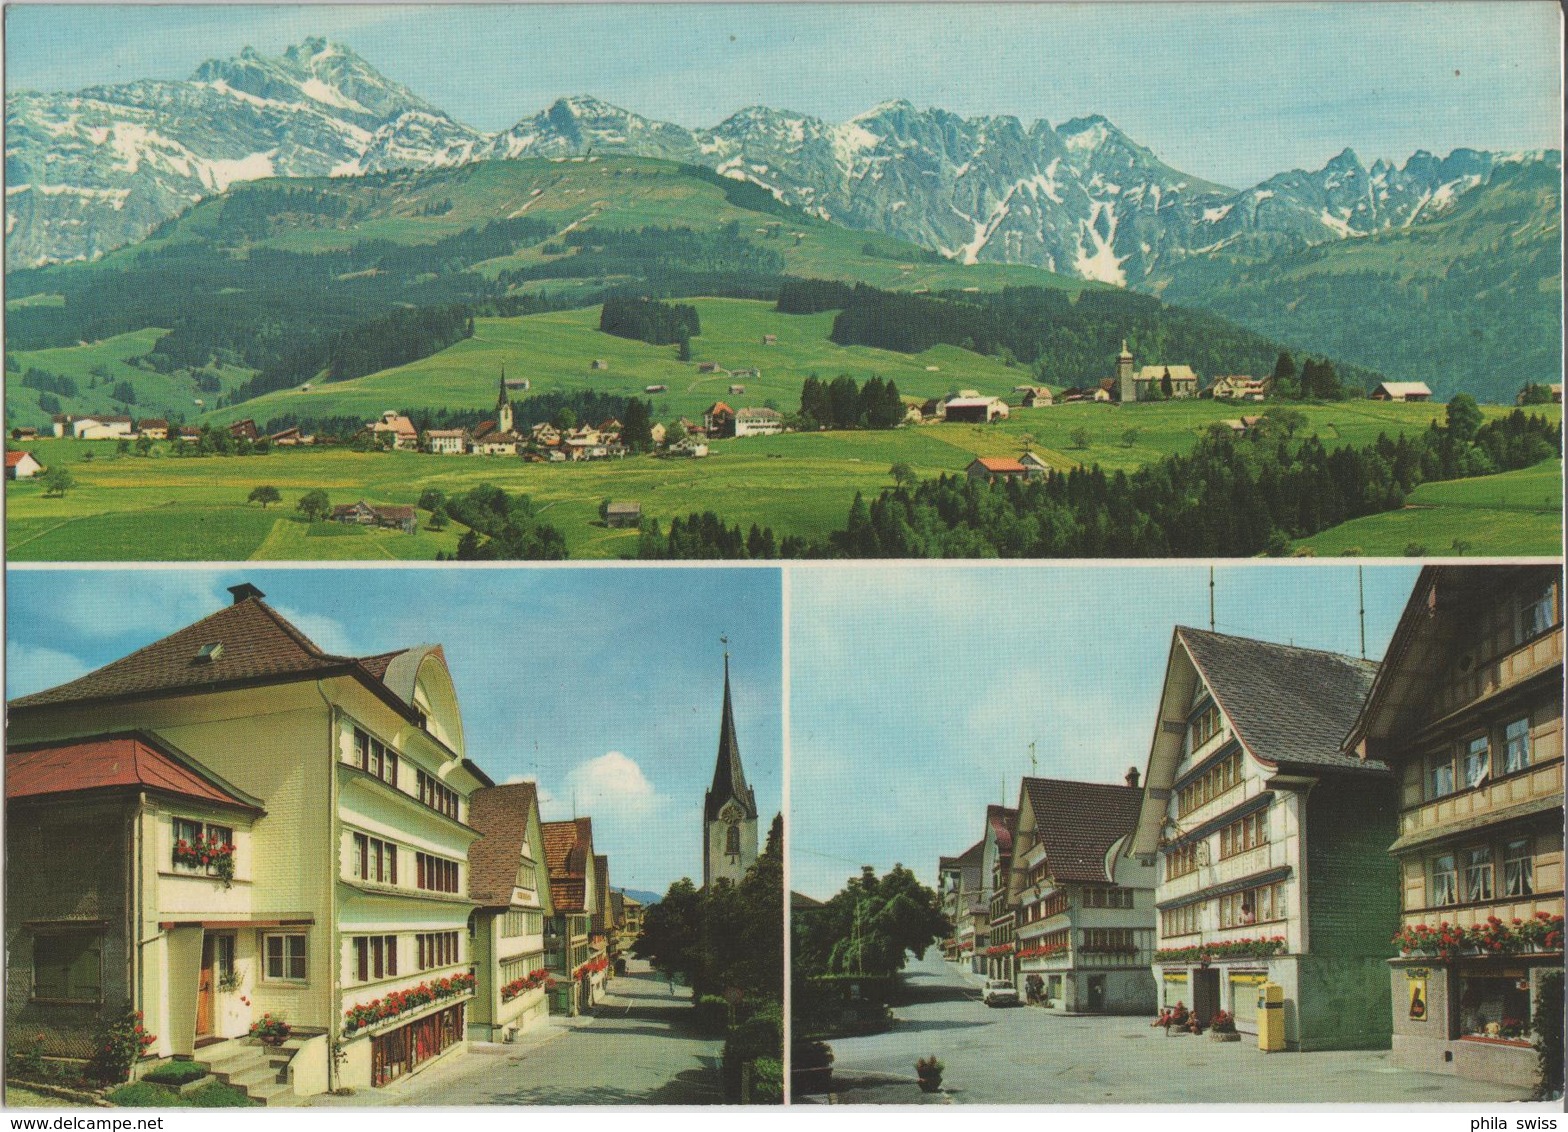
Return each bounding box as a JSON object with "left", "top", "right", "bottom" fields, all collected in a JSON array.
[{"left": 383, "top": 646, "right": 465, "bottom": 756}]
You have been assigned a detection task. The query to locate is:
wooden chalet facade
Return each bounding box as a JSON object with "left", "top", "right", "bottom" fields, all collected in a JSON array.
[{"left": 1345, "top": 566, "right": 1564, "bottom": 1089}]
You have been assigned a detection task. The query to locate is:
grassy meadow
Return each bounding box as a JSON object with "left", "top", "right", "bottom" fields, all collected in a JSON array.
[
  {"left": 1293, "top": 459, "right": 1564, "bottom": 558},
  {"left": 7, "top": 400, "right": 1558, "bottom": 561}
]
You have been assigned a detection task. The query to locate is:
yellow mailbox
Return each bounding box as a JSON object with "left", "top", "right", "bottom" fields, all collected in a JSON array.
[{"left": 1257, "top": 982, "right": 1286, "bottom": 1052}]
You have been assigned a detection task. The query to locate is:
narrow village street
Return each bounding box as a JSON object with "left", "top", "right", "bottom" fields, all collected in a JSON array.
[
  {"left": 811, "top": 952, "right": 1534, "bottom": 1105},
  {"left": 309, "top": 963, "right": 723, "bottom": 1106}
]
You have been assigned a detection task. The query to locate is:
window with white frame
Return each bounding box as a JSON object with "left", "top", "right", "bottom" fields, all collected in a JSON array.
[
  {"left": 263, "top": 933, "right": 307, "bottom": 982},
  {"left": 353, "top": 727, "right": 399, "bottom": 788},
  {"left": 353, "top": 934, "right": 399, "bottom": 982},
  {"left": 416, "top": 930, "right": 460, "bottom": 970},
  {"left": 1463, "top": 846, "right": 1494, "bottom": 902},
  {"left": 1430, "top": 853, "right": 1459, "bottom": 906},
  {"left": 172, "top": 817, "right": 234, "bottom": 875},
  {"left": 352, "top": 833, "right": 398, "bottom": 885},
  {"left": 1517, "top": 584, "right": 1557, "bottom": 645},
  {"left": 1463, "top": 735, "right": 1491, "bottom": 790},
  {"left": 1160, "top": 903, "right": 1201, "bottom": 938},
  {"left": 1503, "top": 839, "right": 1534, "bottom": 897},
  {"left": 1503, "top": 718, "right": 1533, "bottom": 775}
]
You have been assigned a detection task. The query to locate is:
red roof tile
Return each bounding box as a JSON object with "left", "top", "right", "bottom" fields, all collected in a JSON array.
[
  {"left": 5, "top": 450, "right": 35, "bottom": 467},
  {"left": 7, "top": 733, "right": 261, "bottom": 811},
  {"left": 974, "top": 457, "right": 1027, "bottom": 473},
  {"left": 541, "top": 817, "right": 594, "bottom": 913}
]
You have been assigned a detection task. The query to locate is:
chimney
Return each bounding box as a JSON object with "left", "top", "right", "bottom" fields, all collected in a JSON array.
[
  {"left": 1125, "top": 766, "right": 1141, "bottom": 789},
  {"left": 227, "top": 583, "right": 265, "bottom": 605}
]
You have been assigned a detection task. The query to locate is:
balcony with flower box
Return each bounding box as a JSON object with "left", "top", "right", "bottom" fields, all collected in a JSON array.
[{"left": 341, "top": 970, "right": 476, "bottom": 1039}]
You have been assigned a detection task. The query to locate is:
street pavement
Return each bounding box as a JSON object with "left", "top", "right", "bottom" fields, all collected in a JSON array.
[
  {"left": 309, "top": 962, "right": 723, "bottom": 1106},
  {"left": 811, "top": 951, "right": 1535, "bottom": 1105}
]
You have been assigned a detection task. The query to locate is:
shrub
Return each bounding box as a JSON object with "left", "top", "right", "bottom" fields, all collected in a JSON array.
[
  {"left": 89, "top": 1011, "right": 157, "bottom": 1084},
  {"left": 693, "top": 995, "right": 729, "bottom": 1035},
  {"left": 750, "top": 1056, "right": 783, "bottom": 1104},
  {"left": 142, "top": 1060, "right": 210, "bottom": 1085},
  {"left": 1535, "top": 969, "right": 1564, "bottom": 1100}
]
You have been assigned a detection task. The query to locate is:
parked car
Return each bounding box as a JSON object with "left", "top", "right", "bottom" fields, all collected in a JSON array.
[{"left": 982, "top": 979, "right": 1020, "bottom": 1007}]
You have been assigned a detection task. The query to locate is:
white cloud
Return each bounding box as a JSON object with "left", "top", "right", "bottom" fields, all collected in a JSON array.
[
  {"left": 564, "top": 751, "right": 660, "bottom": 817},
  {"left": 5, "top": 643, "right": 90, "bottom": 699},
  {"left": 270, "top": 604, "right": 355, "bottom": 657},
  {"left": 54, "top": 573, "right": 229, "bottom": 638}
]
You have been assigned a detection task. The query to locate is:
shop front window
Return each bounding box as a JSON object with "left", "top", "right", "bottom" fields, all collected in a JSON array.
[{"left": 1458, "top": 972, "right": 1530, "bottom": 1042}]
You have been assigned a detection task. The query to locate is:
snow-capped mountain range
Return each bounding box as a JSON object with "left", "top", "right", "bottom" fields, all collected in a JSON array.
[{"left": 7, "top": 38, "right": 1558, "bottom": 279}]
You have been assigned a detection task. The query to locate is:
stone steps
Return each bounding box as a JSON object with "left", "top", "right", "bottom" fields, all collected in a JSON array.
[{"left": 195, "top": 1037, "right": 306, "bottom": 1106}]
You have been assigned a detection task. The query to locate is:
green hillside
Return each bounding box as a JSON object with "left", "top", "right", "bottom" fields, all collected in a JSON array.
[
  {"left": 4, "top": 328, "right": 256, "bottom": 425},
  {"left": 1159, "top": 162, "right": 1563, "bottom": 402},
  {"left": 1293, "top": 459, "right": 1563, "bottom": 557},
  {"left": 204, "top": 300, "right": 1033, "bottom": 428}
]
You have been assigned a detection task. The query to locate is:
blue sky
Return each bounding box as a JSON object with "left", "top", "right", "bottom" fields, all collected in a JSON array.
[
  {"left": 788, "top": 562, "right": 1421, "bottom": 900},
  {"left": 5, "top": 3, "right": 1561, "bottom": 188},
  {"left": 5, "top": 565, "right": 782, "bottom": 897}
]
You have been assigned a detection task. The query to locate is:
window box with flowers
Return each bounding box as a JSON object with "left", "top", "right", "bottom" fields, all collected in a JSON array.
[
  {"left": 500, "top": 969, "right": 552, "bottom": 1003},
  {"left": 1154, "top": 936, "right": 1286, "bottom": 965},
  {"left": 342, "top": 971, "right": 476, "bottom": 1036},
  {"left": 1017, "top": 940, "right": 1071, "bottom": 962},
  {"left": 172, "top": 829, "right": 236, "bottom": 887},
  {"left": 572, "top": 956, "right": 610, "bottom": 981},
  {"left": 1393, "top": 914, "right": 1564, "bottom": 961}
]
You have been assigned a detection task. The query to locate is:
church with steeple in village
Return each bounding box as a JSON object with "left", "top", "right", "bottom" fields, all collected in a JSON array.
[{"left": 703, "top": 650, "right": 758, "bottom": 888}]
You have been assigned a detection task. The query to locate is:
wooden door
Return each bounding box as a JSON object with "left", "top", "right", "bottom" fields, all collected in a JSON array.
[
  {"left": 195, "top": 935, "right": 214, "bottom": 1036},
  {"left": 1193, "top": 968, "right": 1221, "bottom": 1024}
]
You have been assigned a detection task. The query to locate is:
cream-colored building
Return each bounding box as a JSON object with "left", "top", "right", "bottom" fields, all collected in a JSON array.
[
  {"left": 6, "top": 583, "right": 491, "bottom": 1099},
  {"left": 467, "top": 783, "right": 554, "bottom": 1042}
]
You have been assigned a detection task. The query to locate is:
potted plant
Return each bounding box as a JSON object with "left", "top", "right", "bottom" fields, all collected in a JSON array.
[
  {"left": 1210, "top": 1010, "right": 1240, "bottom": 1041},
  {"left": 249, "top": 1014, "right": 292, "bottom": 1046},
  {"left": 915, "top": 1055, "right": 944, "bottom": 1093}
]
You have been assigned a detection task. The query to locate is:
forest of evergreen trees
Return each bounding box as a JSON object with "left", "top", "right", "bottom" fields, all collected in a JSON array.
[
  {"left": 635, "top": 407, "right": 1560, "bottom": 560},
  {"left": 797, "top": 373, "right": 905, "bottom": 429},
  {"left": 598, "top": 296, "right": 700, "bottom": 346},
  {"left": 815, "top": 281, "right": 1385, "bottom": 391}
]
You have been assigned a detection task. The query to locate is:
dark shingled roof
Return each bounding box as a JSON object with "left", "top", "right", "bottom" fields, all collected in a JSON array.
[
  {"left": 704, "top": 658, "right": 758, "bottom": 821},
  {"left": 467, "top": 782, "right": 540, "bottom": 908},
  {"left": 8, "top": 593, "right": 356, "bottom": 710},
  {"left": 1021, "top": 777, "right": 1144, "bottom": 883},
  {"left": 1177, "top": 627, "right": 1385, "bottom": 774}
]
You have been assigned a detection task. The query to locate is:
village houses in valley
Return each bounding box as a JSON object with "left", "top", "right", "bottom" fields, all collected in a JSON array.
[
  {"left": 1345, "top": 566, "right": 1564, "bottom": 1090},
  {"left": 3, "top": 583, "right": 640, "bottom": 1102}
]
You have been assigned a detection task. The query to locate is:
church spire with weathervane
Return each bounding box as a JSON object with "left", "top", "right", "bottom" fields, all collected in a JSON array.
[{"left": 703, "top": 639, "right": 758, "bottom": 888}]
